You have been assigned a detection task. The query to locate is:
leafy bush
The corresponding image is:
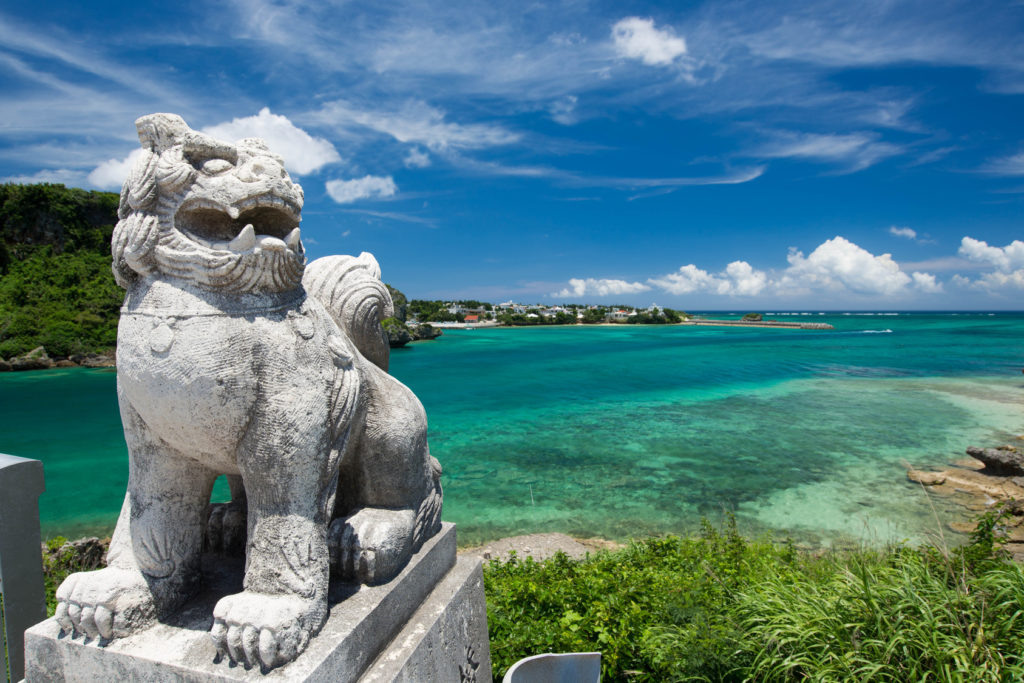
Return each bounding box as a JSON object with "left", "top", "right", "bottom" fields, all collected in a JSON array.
[
  {"left": 484, "top": 511, "right": 1024, "bottom": 681},
  {"left": 41, "top": 537, "right": 82, "bottom": 616}
]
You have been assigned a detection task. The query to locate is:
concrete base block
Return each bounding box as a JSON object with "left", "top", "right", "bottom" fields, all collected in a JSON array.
[
  {"left": 360, "top": 555, "right": 491, "bottom": 683},
  {"left": 25, "top": 523, "right": 491, "bottom": 682}
]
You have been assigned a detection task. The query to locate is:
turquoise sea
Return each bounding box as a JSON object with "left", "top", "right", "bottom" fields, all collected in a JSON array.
[{"left": 2, "top": 313, "right": 1022, "bottom": 547}]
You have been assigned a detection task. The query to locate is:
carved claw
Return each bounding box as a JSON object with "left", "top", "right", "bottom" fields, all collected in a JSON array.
[
  {"left": 54, "top": 567, "right": 156, "bottom": 641},
  {"left": 328, "top": 508, "right": 414, "bottom": 585},
  {"left": 211, "top": 592, "right": 323, "bottom": 671}
]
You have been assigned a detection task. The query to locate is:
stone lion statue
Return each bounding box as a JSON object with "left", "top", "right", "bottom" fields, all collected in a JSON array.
[{"left": 54, "top": 114, "right": 442, "bottom": 671}]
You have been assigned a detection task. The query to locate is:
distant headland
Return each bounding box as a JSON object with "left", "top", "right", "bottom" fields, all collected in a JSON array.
[{"left": 0, "top": 183, "right": 832, "bottom": 371}]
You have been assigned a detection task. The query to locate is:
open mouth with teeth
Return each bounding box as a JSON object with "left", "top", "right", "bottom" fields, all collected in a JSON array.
[{"left": 175, "top": 195, "right": 303, "bottom": 254}]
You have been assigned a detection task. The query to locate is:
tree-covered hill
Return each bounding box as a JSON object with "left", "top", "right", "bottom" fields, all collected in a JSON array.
[{"left": 0, "top": 184, "right": 122, "bottom": 358}]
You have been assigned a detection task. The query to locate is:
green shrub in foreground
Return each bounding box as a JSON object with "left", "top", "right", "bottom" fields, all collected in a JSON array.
[{"left": 484, "top": 510, "right": 1024, "bottom": 682}]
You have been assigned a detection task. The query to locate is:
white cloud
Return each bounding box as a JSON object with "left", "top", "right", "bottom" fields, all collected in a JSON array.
[
  {"left": 87, "top": 148, "right": 143, "bottom": 189},
  {"left": 647, "top": 238, "right": 943, "bottom": 299},
  {"left": 84, "top": 109, "right": 340, "bottom": 190},
  {"left": 555, "top": 277, "right": 651, "bottom": 298},
  {"left": 202, "top": 107, "right": 341, "bottom": 175},
  {"left": 612, "top": 17, "right": 687, "bottom": 66},
  {"left": 312, "top": 100, "right": 520, "bottom": 152},
  {"left": 325, "top": 175, "right": 397, "bottom": 204},
  {"left": 889, "top": 225, "right": 917, "bottom": 240},
  {"left": 723, "top": 260, "right": 769, "bottom": 296},
  {"left": 403, "top": 147, "right": 431, "bottom": 168},
  {"left": 756, "top": 132, "right": 901, "bottom": 172},
  {"left": 3, "top": 167, "right": 88, "bottom": 186},
  {"left": 648, "top": 265, "right": 718, "bottom": 295},
  {"left": 549, "top": 95, "right": 579, "bottom": 125},
  {"left": 957, "top": 237, "right": 1024, "bottom": 290},
  {"left": 976, "top": 270, "right": 1024, "bottom": 289},
  {"left": 958, "top": 237, "right": 1024, "bottom": 272},
  {"left": 911, "top": 271, "right": 943, "bottom": 293},
  {"left": 342, "top": 209, "right": 436, "bottom": 226},
  {"left": 648, "top": 261, "right": 768, "bottom": 296},
  {"left": 780, "top": 236, "right": 911, "bottom": 295},
  {"left": 981, "top": 152, "right": 1024, "bottom": 176}
]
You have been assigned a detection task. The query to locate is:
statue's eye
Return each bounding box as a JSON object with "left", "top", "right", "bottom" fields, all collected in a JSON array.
[{"left": 201, "top": 158, "right": 234, "bottom": 175}]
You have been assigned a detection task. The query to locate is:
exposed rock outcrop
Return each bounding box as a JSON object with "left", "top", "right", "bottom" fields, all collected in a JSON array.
[
  {"left": 383, "top": 317, "right": 414, "bottom": 347},
  {"left": 907, "top": 440, "right": 1024, "bottom": 562},
  {"left": 966, "top": 444, "right": 1024, "bottom": 476},
  {"left": 10, "top": 346, "right": 54, "bottom": 371},
  {"left": 69, "top": 350, "right": 116, "bottom": 367},
  {"left": 386, "top": 284, "right": 409, "bottom": 323},
  {"left": 410, "top": 323, "right": 442, "bottom": 341}
]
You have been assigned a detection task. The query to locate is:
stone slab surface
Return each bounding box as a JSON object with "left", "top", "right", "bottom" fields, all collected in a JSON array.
[
  {"left": 25, "top": 523, "right": 457, "bottom": 682},
  {"left": 359, "top": 555, "right": 491, "bottom": 683},
  {"left": 0, "top": 453, "right": 47, "bottom": 683}
]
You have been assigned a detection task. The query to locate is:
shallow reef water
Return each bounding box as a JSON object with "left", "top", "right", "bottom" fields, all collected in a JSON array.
[{"left": 2, "top": 312, "right": 1022, "bottom": 547}]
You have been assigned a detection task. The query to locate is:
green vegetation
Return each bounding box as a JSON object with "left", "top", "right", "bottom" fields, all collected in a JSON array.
[
  {"left": 0, "top": 184, "right": 122, "bottom": 358},
  {"left": 496, "top": 309, "right": 577, "bottom": 326},
  {"left": 624, "top": 307, "right": 684, "bottom": 324},
  {"left": 40, "top": 537, "right": 89, "bottom": 616},
  {"left": 385, "top": 284, "right": 408, "bottom": 322},
  {"left": 485, "top": 508, "right": 1024, "bottom": 681},
  {"left": 742, "top": 312, "right": 763, "bottom": 321},
  {"left": 408, "top": 299, "right": 464, "bottom": 323},
  {"left": 382, "top": 316, "right": 409, "bottom": 337},
  {"left": 37, "top": 506, "right": 1024, "bottom": 679}
]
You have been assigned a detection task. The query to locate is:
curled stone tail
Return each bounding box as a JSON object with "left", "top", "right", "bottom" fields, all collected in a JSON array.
[
  {"left": 413, "top": 456, "right": 443, "bottom": 551},
  {"left": 303, "top": 253, "right": 393, "bottom": 371}
]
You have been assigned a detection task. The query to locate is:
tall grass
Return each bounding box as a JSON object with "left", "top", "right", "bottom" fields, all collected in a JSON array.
[{"left": 483, "top": 507, "right": 1024, "bottom": 681}]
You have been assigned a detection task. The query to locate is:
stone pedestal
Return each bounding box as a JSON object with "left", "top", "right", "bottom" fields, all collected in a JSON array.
[{"left": 24, "top": 523, "right": 491, "bottom": 682}]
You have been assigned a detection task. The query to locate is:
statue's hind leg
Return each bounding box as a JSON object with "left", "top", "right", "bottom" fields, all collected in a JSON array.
[
  {"left": 330, "top": 367, "right": 441, "bottom": 585},
  {"left": 56, "top": 402, "right": 215, "bottom": 640}
]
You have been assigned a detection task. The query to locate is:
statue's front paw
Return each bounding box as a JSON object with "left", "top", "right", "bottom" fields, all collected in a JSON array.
[
  {"left": 55, "top": 567, "right": 156, "bottom": 640},
  {"left": 329, "top": 508, "right": 414, "bottom": 585},
  {"left": 211, "top": 592, "right": 326, "bottom": 671}
]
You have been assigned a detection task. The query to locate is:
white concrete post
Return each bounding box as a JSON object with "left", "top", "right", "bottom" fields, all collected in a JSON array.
[{"left": 0, "top": 453, "right": 46, "bottom": 682}]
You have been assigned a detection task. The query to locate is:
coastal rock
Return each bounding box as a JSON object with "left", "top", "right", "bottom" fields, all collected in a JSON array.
[
  {"left": 10, "top": 346, "right": 54, "bottom": 371},
  {"left": 411, "top": 323, "right": 442, "bottom": 341},
  {"left": 384, "top": 317, "right": 414, "bottom": 347},
  {"left": 55, "top": 359, "right": 77, "bottom": 368},
  {"left": 41, "top": 537, "right": 109, "bottom": 571},
  {"left": 907, "top": 469, "right": 946, "bottom": 486},
  {"left": 386, "top": 284, "right": 409, "bottom": 323},
  {"left": 460, "top": 533, "right": 623, "bottom": 564},
  {"left": 70, "top": 351, "right": 116, "bottom": 367},
  {"left": 0, "top": 358, "right": 10, "bottom": 372},
  {"left": 966, "top": 445, "right": 1024, "bottom": 477}
]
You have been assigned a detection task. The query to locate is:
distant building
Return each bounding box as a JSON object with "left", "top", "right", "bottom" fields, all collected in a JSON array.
[{"left": 464, "top": 314, "right": 479, "bottom": 323}]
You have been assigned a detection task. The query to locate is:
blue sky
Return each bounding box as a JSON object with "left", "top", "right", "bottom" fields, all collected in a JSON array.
[{"left": 2, "top": 0, "right": 1023, "bottom": 309}]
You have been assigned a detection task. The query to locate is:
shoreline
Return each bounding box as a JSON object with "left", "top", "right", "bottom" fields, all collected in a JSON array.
[{"left": 907, "top": 441, "right": 1024, "bottom": 561}]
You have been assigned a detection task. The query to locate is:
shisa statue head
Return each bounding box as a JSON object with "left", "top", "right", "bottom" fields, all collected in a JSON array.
[{"left": 112, "top": 113, "right": 306, "bottom": 294}]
